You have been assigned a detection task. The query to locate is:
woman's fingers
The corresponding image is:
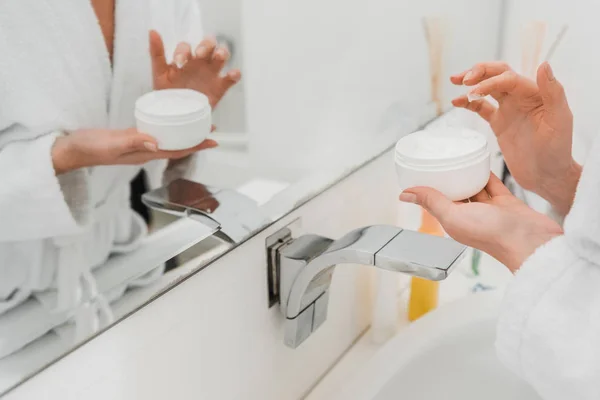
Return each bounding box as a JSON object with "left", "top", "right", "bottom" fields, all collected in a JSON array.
[
  {"left": 452, "top": 96, "right": 496, "bottom": 122},
  {"left": 461, "top": 62, "right": 512, "bottom": 86},
  {"left": 155, "top": 139, "right": 219, "bottom": 160},
  {"left": 195, "top": 37, "right": 218, "bottom": 60},
  {"left": 450, "top": 70, "right": 470, "bottom": 85},
  {"left": 399, "top": 187, "right": 454, "bottom": 224},
  {"left": 173, "top": 42, "right": 192, "bottom": 69},
  {"left": 470, "top": 188, "right": 491, "bottom": 203},
  {"left": 211, "top": 46, "right": 230, "bottom": 72},
  {"left": 192, "top": 139, "right": 219, "bottom": 151},
  {"left": 149, "top": 30, "right": 168, "bottom": 77},
  {"left": 220, "top": 69, "right": 242, "bottom": 91},
  {"left": 119, "top": 129, "right": 159, "bottom": 154},
  {"left": 450, "top": 62, "right": 512, "bottom": 86},
  {"left": 468, "top": 70, "right": 537, "bottom": 101},
  {"left": 485, "top": 173, "right": 512, "bottom": 197}
]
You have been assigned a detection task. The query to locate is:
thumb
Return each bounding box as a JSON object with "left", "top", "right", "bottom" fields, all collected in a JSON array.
[
  {"left": 537, "top": 62, "right": 569, "bottom": 110},
  {"left": 399, "top": 187, "right": 454, "bottom": 223}
]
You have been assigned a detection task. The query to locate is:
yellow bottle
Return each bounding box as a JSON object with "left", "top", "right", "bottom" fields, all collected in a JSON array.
[{"left": 407, "top": 208, "right": 444, "bottom": 321}]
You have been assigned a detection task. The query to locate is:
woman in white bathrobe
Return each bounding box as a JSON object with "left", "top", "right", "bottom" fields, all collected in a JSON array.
[
  {"left": 0, "top": 0, "right": 240, "bottom": 357},
  {"left": 400, "top": 61, "right": 599, "bottom": 399}
]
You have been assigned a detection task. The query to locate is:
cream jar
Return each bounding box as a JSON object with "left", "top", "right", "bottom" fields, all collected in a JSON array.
[
  {"left": 135, "top": 89, "right": 212, "bottom": 151},
  {"left": 395, "top": 127, "right": 490, "bottom": 201}
]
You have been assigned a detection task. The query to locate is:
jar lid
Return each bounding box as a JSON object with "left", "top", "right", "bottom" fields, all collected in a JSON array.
[
  {"left": 395, "top": 127, "right": 488, "bottom": 169},
  {"left": 135, "top": 89, "right": 211, "bottom": 124}
]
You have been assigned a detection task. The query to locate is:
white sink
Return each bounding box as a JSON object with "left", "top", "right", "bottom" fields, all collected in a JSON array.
[{"left": 332, "top": 291, "right": 541, "bottom": 400}]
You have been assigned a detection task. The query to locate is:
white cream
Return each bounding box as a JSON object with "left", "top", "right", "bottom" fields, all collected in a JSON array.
[
  {"left": 135, "top": 89, "right": 212, "bottom": 150},
  {"left": 395, "top": 128, "right": 491, "bottom": 201}
]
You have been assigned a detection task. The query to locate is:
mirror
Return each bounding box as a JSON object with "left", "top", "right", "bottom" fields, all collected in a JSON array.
[{"left": 0, "top": 0, "right": 504, "bottom": 394}]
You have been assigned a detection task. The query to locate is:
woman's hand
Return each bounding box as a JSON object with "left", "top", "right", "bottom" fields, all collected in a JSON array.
[
  {"left": 451, "top": 62, "right": 581, "bottom": 216},
  {"left": 399, "top": 174, "right": 563, "bottom": 273},
  {"left": 149, "top": 31, "right": 241, "bottom": 109},
  {"left": 52, "top": 128, "right": 217, "bottom": 174}
]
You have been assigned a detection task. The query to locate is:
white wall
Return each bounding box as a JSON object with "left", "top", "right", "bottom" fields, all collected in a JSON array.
[
  {"left": 6, "top": 147, "right": 400, "bottom": 400},
  {"left": 502, "top": 0, "right": 600, "bottom": 163},
  {"left": 242, "top": 0, "right": 503, "bottom": 178},
  {"left": 199, "top": 0, "right": 247, "bottom": 133}
]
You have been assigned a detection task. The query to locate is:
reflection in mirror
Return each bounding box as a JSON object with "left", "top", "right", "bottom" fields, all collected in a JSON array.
[
  {"left": 143, "top": 179, "right": 270, "bottom": 243},
  {"left": 0, "top": 0, "right": 503, "bottom": 395}
]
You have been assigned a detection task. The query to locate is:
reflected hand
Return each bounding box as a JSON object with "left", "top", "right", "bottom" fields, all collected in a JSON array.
[
  {"left": 451, "top": 62, "right": 581, "bottom": 215},
  {"left": 399, "top": 174, "right": 563, "bottom": 272},
  {"left": 149, "top": 31, "right": 241, "bottom": 109},
  {"left": 167, "top": 180, "right": 220, "bottom": 212},
  {"left": 52, "top": 128, "right": 217, "bottom": 174}
]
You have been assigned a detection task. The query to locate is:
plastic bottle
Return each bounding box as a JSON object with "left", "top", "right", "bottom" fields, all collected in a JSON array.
[{"left": 407, "top": 208, "right": 444, "bottom": 321}]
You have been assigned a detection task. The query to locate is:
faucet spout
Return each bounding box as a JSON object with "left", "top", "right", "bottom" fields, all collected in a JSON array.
[
  {"left": 142, "top": 179, "right": 271, "bottom": 244},
  {"left": 273, "top": 225, "right": 466, "bottom": 348}
]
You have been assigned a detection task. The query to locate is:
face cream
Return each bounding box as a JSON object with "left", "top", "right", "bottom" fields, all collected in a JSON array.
[
  {"left": 394, "top": 128, "right": 490, "bottom": 201},
  {"left": 135, "top": 89, "right": 212, "bottom": 151}
]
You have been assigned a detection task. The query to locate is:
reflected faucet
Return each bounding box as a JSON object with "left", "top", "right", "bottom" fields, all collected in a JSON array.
[
  {"left": 267, "top": 225, "right": 467, "bottom": 348},
  {"left": 143, "top": 179, "right": 270, "bottom": 244}
]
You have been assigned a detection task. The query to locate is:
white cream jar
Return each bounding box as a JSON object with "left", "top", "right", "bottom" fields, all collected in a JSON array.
[
  {"left": 135, "top": 89, "right": 212, "bottom": 151},
  {"left": 395, "top": 127, "right": 490, "bottom": 201}
]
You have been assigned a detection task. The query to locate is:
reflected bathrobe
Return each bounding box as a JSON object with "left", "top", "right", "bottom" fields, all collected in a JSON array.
[
  {"left": 0, "top": 0, "right": 204, "bottom": 355},
  {"left": 496, "top": 132, "right": 600, "bottom": 399}
]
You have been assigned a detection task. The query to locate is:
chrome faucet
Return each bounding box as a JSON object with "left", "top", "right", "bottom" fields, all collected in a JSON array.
[
  {"left": 267, "top": 225, "right": 467, "bottom": 348},
  {"left": 143, "top": 179, "right": 271, "bottom": 244}
]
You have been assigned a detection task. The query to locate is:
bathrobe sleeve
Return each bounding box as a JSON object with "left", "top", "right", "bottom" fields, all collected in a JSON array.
[
  {"left": 496, "top": 133, "right": 600, "bottom": 400},
  {"left": 0, "top": 128, "right": 90, "bottom": 241}
]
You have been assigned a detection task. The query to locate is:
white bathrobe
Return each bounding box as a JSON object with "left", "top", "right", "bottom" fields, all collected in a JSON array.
[
  {"left": 0, "top": 0, "right": 204, "bottom": 357},
  {"left": 496, "top": 132, "right": 600, "bottom": 399}
]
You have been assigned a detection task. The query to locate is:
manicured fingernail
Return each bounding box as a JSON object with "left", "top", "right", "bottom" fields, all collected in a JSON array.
[
  {"left": 195, "top": 46, "right": 206, "bottom": 58},
  {"left": 175, "top": 54, "right": 186, "bottom": 69},
  {"left": 144, "top": 142, "right": 158, "bottom": 152},
  {"left": 463, "top": 71, "right": 474, "bottom": 83},
  {"left": 545, "top": 63, "right": 555, "bottom": 81},
  {"left": 214, "top": 48, "right": 226, "bottom": 60},
  {"left": 399, "top": 192, "right": 418, "bottom": 204},
  {"left": 467, "top": 90, "right": 484, "bottom": 102}
]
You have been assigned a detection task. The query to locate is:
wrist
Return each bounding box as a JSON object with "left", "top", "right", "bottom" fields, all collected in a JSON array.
[
  {"left": 497, "top": 230, "right": 562, "bottom": 273},
  {"left": 52, "top": 135, "right": 81, "bottom": 175},
  {"left": 539, "top": 161, "right": 582, "bottom": 216}
]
